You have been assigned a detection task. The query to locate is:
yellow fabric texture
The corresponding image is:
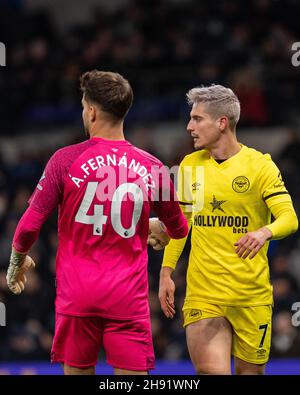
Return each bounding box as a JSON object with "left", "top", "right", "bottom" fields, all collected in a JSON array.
[
  {"left": 163, "top": 144, "right": 298, "bottom": 307},
  {"left": 265, "top": 201, "right": 298, "bottom": 240},
  {"left": 183, "top": 302, "right": 272, "bottom": 364}
]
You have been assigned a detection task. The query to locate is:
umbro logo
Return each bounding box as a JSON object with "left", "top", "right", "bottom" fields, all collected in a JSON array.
[{"left": 192, "top": 182, "right": 201, "bottom": 191}]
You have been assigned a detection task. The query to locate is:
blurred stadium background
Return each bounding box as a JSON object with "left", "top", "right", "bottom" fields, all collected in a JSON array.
[{"left": 0, "top": 0, "right": 300, "bottom": 375}]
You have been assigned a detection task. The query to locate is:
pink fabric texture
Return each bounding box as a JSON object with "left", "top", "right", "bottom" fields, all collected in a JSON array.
[
  {"left": 13, "top": 137, "right": 188, "bottom": 319},
  {"left": 51, "top": 313, "right": 155, "bottom": 370}
]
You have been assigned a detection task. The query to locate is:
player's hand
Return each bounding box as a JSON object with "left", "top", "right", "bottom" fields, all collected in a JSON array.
[
  {"left": 148, "top": 218, "right": 170, "bottom": 251},
  {"left": 6, "top": 248, "right": 36, "bottom": 295},
  {"left": 234, "top": 227, "right": 273, "bottom": 260},
  {"left": 159, "top": 267, "right": 176, "bottom": 318}
]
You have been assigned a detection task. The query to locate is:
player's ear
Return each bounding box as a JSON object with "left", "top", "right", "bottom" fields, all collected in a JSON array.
[
  {"left": 89, "top": 105, "right": 96, "bottom": 123},
  {"left": 218, "top": 116, "right": 227, "bottom": 132}
]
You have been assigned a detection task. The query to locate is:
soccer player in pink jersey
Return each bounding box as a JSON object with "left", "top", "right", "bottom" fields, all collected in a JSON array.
[{"left": 6, "top": 70, "right": 188, "bottom": 375}]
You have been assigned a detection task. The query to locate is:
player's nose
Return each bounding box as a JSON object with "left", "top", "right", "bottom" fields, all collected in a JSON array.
[{"left": 187, "top": 122, "right": 193, "bottom": 134}]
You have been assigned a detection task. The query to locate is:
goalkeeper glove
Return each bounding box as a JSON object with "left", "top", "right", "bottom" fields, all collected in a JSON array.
[
  {"left": 148, "top": 218, "right": 170, "bottom": 251},
  {"left": 6, "top": 247, "right": 35, "bottom": 295}
]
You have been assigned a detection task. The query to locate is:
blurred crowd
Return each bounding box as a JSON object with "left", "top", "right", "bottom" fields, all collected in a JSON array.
[
  {"left": 0, "top": 0, "right": 300, "bottom": 131},
  {"left": 0, "top": 0, "right": 300, "bottom": 365}
]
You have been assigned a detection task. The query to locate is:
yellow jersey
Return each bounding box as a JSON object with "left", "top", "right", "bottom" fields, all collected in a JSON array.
[{"left": 162, "top": 144, "right": 292, "bottom": 307}]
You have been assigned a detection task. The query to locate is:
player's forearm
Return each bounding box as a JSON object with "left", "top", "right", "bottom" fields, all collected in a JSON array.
[
  {"left": 162, "top": 209, "right": 189, "bottom": 239},
  {"left": 160, "top": 266, "right": 174, "bottom": 277},
  {"left": 265, "top": 201, "right": 298, "bottom": 240},
  {"left": 10, "top": 247, "right": 27, "bottom": 265},
  {"left": 12, "top": 206, "right": 48, "bottom": 253},
  {"left": 162, "top": 234, "right": 189, "bottom": 270},
  {"left": 162, "top": 209, "right": 192, "bottom": 269},
  {"left": 154, "top": 197, "right": 190, "bottom": 240}
]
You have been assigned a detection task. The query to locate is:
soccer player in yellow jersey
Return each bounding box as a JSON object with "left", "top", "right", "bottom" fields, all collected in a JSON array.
[{"left": 157, "top": 85, "right": 298, "bottom": 375}]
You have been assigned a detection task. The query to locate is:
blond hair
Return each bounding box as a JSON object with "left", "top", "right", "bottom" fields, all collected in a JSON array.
[{"left": 186, "top": 84, "right": 240, "bottom": 130}]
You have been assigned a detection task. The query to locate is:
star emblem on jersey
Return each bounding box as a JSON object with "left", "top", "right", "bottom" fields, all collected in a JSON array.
[{"left": 209, "top": 195, "right": 226, "bottom": 213}]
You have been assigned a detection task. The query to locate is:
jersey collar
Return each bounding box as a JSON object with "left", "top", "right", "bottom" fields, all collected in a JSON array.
[{"left": 209, "top": 144, "right": 245, "bottom": 168}]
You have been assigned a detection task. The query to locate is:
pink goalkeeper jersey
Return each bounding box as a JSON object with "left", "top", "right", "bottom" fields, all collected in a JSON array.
[{"left": 14, "top": 137, "right": 188, "bottom": 319}]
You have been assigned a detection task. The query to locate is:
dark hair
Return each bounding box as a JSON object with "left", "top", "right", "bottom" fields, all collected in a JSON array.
[{"left": 80, "top": 70, "right": 133, "bottom": 121}]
